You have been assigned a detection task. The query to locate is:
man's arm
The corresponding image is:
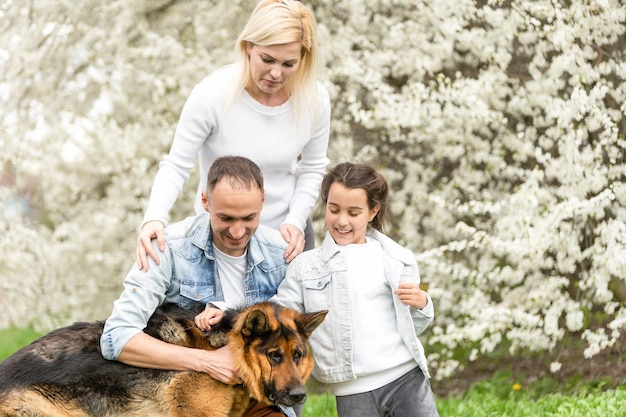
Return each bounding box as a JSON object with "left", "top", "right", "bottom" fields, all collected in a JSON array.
[
  {"left": 118, "top": 333, "right": 241, "bottom": 384},
  {"left": 101, "top": 239, "right": 240, "bottom": 384}
]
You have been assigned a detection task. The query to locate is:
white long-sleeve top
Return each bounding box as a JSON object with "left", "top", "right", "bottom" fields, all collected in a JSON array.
[{"left": 142, "top": 64, "right": 331, "bottom": 233}]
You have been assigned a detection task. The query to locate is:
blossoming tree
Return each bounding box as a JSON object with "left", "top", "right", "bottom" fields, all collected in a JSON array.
[{"left": 1, "top": 0, "right": 624, "bottom": 378}]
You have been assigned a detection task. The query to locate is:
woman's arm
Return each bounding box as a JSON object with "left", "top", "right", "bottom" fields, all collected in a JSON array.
[
  {"left": 282, "top": 84, "right": 331, "bottom": 233},
  {"left": 138, "top": 82, "right": 214, "bottom": 269}
]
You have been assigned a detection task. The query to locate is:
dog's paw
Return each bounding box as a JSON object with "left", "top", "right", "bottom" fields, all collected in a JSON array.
[{"left": 206, "top": 331, "right": 229, "bottom": 348}]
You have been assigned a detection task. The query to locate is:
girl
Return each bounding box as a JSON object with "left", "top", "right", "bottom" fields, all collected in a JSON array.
[{"left": 273, "top": 162, "right": 439, "bottom": 417}]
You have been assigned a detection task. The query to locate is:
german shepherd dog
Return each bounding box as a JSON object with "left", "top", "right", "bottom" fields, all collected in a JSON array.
[{"left": 0, "top": 301, "right": 327, "bottom": 417}]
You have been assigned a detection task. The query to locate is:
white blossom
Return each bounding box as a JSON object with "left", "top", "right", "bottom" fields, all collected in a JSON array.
[{"left": 1, "top": 0, "right": 625, "bottom": 379}]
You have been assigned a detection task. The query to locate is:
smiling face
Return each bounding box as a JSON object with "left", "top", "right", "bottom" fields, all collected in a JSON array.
[
  {"left": 245, "top": 41, "right": 302, "bottom": 105},
  {"left": 325, "top": 183, "right": 380, "bottom": 246},
  {"left": 202, "top": 177, "right": 265, "bottom": 256}
]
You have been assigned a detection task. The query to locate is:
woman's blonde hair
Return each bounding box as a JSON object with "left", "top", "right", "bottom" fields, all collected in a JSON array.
[{"left": 231, "top": 0, "right": 321, "bottom": 121}]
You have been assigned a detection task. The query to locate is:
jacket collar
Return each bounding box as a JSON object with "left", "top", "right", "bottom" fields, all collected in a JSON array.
[
  {"left": 320, "top": 231, "right": 340, "bottom": 262},
  {"left": 319, "top": 228, "right": 414, "bottom": 265}
]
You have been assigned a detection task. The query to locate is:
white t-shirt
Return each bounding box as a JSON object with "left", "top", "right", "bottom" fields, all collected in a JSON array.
[
  {"left": 332, "top": 238, "right": 415, "bottom": 396},
  {"left": 212, "top": 244, "right": 246, "bottom": 309}
]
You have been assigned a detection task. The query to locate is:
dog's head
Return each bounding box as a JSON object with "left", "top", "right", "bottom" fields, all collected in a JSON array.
[{"left": 229, "top": 301, "right": 327, "bottom": 407}]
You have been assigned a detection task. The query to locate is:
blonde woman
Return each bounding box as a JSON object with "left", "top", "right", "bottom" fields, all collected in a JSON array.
[{"left": 137, "top": 0, "right": 330, "bottom": 270}]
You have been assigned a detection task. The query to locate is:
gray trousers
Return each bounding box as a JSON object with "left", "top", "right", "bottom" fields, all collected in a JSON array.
[{"left": 335, "top": 368, "right": 439, "bottom": 417}]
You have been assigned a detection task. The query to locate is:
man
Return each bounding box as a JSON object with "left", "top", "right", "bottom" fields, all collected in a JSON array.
[{"left": 101, "top": 156, "right": 292, "bottom": 417}]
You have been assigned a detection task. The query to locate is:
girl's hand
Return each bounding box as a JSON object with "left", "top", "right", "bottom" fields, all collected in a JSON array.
[
  {"left": 195, "top": 307, "right": 225, "bottom": 331},
  {"left": 394, "top": 282, "right": 428, "bottom": 309}
]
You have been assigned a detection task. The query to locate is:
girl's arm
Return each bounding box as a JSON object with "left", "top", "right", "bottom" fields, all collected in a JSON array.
[{"left": 271, "top": 261, "right": 306, "bottom": 312}]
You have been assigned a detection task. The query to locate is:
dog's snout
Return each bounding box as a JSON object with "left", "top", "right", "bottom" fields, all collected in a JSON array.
[
  {"left": 290, "top": 392, "right": 306, "bottom": 404},
  {"left": 270, "top": 385, "right": 307, "bottom": 406}
]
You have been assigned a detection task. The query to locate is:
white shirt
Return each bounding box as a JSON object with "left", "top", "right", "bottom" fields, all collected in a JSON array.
[
  {"left": 333, "top": 239, "right": 415, "bottom": 395},
  {"left": 212, "top": 244, "right": 247, "bottom": 309}
]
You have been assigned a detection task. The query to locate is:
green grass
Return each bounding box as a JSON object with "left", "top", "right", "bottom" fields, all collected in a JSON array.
[
  {"left": 436, "top": 387, "right": 626, "bottom": 417},
  {"left": 302, "top": 387, "right": 626, "bottom": 417},
  {"left": 0, "top": 326, "right": 43, "bottom": 359},
  {"left": 2, "top": 328, "right": 624, "bottom": 417},
  {"left": 302, "top": 392, "right": 338, "bottom": 417}
]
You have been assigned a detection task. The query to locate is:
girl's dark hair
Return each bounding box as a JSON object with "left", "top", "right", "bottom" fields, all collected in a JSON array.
[{"left": 320, "top": 162, "right": 389, "bottom": 231}]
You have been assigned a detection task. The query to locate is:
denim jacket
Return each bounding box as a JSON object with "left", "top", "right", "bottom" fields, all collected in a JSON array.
[
  {"left": 272, "top": 229, "right": 434, "bottom": 384},
  {"left": 101, "top": 212, "right": 288, "bottom": 361}
]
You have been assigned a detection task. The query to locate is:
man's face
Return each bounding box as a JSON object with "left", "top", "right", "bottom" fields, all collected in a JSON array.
[{"left": 203, "top": 178, "right": 265, "bottom": 257}]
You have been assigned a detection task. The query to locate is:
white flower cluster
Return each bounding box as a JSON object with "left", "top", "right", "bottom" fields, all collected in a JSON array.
[
  {"left": 316, "top": 0, "right": 626, "bottom": 378},
  {"left": 0, "top": 0, "right": 245, "bottom": 327}
]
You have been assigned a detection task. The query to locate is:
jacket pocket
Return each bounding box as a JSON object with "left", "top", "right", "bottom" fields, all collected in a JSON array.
[
  {"left": 180, "top": 282, "right": 215, "bottom": 308},
  {"left": 303, "top": 275, "right": 332, "bottom": 311}
]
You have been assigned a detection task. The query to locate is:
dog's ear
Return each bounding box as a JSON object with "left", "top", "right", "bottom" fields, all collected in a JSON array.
[
  {"left": 241, "top": 309, "right": 271, "bottom": 338},
  {"left": 298, "top": 310, "right": 328, "bottom": 338}
]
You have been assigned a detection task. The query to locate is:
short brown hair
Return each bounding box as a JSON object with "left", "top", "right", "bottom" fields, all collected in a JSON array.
[{"left": 206, "top": 156, "right": 264, "bottom": 193}]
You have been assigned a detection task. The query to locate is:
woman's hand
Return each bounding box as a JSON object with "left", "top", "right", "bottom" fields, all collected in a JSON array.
[
  {"left": 136, "top": 220, "right": 165, "bottom": 272},
  {"left": 280, "top": 223, "right": 305, "bottom": 263}
]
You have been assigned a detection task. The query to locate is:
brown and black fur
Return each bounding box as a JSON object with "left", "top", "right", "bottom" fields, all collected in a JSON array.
[{"left": 0, "top": 301, "right": 327, "bottom": 417}]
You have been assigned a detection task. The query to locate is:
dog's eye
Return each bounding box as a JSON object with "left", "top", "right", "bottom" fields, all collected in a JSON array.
[
  {"left": 293, "top": 350, "right": 302, "bottom": 363},
  {"left": 268, "top": 351, "right": 282, "bottom": 364}
]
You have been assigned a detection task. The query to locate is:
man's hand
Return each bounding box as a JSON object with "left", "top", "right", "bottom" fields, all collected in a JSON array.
[
  {"left": 199, "top": 346, "right": 242, "bottom": 385},
  {"left": 136, "top": 220, "right": 165, "bottom": 271}
]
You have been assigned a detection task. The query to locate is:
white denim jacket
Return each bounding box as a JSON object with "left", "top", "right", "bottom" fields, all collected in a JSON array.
[{"left": 272, "top": 229, "right": 434, "bottom": 384}]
